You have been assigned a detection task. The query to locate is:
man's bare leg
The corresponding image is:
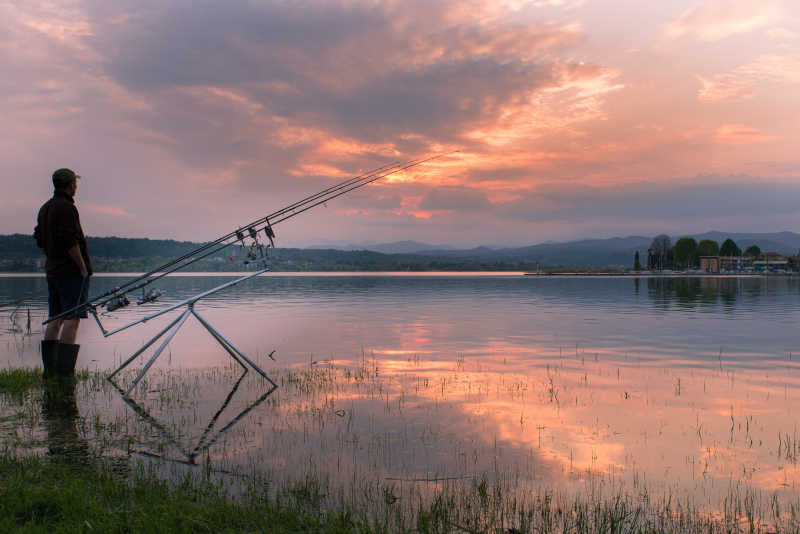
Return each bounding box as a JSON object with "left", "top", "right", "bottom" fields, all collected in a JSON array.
[
  {"left": 44, "top": 319, "right": 62, "bottom": 341},
  {"left": 60, "top": 319, "right": 80, "bottom": 345}
]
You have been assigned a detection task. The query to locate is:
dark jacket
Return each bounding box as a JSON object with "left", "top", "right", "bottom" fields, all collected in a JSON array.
[{"left": 34, "top": 190, "right": 93, "bottom": 276}]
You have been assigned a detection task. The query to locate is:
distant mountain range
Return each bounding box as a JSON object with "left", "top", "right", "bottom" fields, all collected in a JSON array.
[
  {"left": 2, "top": 231, "right": 798, "bottom": 271},
  {"left": 314, "top": 231, "right": 800, "bottom": 266},
  {"left": 308, "top": 240, "right": 456, "bottom": 254}
]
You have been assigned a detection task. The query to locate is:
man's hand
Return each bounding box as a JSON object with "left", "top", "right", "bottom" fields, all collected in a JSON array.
[{"left": 67, "top": 243, "right": 89, "bottom": 277}]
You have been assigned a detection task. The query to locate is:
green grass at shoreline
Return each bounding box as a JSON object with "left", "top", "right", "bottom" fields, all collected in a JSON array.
[
  {"left": 0, "top": 367, "right": 100, "bottom": 400},
  {"left": 0, "top": 454, "right": 365, "bottom": 534},
  {"left": 0, "top": 368, "right": 43, "bottom": 397},
  {"left": 0, "top": 452, "right": 784, "bottom": 534}
]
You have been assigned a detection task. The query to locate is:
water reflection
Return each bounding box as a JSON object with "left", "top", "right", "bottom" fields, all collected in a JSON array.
[
  {"left": 645, "top": 276, "right": 789, "bottom": 310},
  {"left": 68, "top": 345, "right": 800, "bottom": 521},
  {"left": 2, "top": 274, "right": 800, "bottom": 524},
  {"left": 42, "top": 380, "right": 91, "bottom": 466},
  {"left": 2, "top": 274, "right": 799, "bottom": 373},
  {"left": 109, "top": 367, "right": 277, "bottom": 466},
  {"left": 4, "top": 274, "right": 800, "bottom": 315}
]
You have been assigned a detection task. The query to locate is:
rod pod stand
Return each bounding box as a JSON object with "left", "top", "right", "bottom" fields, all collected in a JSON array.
[{"left": 107, "top": 269, "right": 277, "bottom": 396}]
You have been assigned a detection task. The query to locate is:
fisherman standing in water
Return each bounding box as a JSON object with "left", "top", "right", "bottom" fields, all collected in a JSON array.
[{"left": 34, "top": 168, "right": 93, "bottom": 378}]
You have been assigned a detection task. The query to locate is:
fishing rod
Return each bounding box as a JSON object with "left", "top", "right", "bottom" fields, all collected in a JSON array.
[
  {"left": 94, "top": 157, "right": 428, "bottom": 305},
  {"left": 44, "top": 154, "right": 446, "bottom": 324},
  {"left": 89, "top": 160, "right": 404, "bottom": 307},
  {"left": 47, "top": 161, "right": 400, "bottom": 317},
  {"left": 42, "top": 152, "right": 451, "bottom": 396},
  {"left": 124, "top": 159, "right": 404, "bottom": 285}
]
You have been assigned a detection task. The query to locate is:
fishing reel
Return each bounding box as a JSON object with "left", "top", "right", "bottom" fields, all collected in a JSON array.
[
  {"left": 104, "top": 287, "right": 163, "bottom": 313},
  {"left": 235, "top": 220, "right": 277, "bottom": 267},
  {"left": 137, "top": 288, "right": 164, "bottom": 305},
  {"left": 264, "top": 220, "right": 275, "bottom": 247},
  {"left": 106, "top": 294, "right": 130, "bottom": 312}
]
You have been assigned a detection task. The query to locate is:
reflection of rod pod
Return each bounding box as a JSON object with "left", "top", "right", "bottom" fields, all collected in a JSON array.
[{"left": 109, "top": 375, "right": 276, "bottom": 465}]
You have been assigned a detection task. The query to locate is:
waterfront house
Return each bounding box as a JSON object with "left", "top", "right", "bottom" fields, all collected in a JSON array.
[
  {"left": 719, "top": 256, "right": 753, "bottom": 272},
  {"left": 701, "top": 256, "right": 754, "bottom": 273},
  {"left": 699, "top": 256, "right": 720, "bottom": 273},
  {"left": 753, "top": 252, "right": 788, "bottom": 272}
]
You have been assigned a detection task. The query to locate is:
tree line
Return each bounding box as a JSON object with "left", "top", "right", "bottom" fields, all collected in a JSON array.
[{"left": 644, "top": 235, "right": 762, "bottom": 270}]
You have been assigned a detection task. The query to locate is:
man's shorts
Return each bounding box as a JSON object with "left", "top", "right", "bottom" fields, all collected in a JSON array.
[{"left": 47, "top": 274, "right": 90, "bottom": 319}]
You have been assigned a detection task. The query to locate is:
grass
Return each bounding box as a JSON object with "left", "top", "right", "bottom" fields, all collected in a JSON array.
[
  {"left": 0, "top": 454, "right": 366, "bottom": 534},
  {"left": 0, "top": 368, "right": 43, "bottom": 398},
  {"left": 1, "top": 452, "right": 790, "bottom": 534},
  {"left": 0, "top": 367, "right": 102, "bottom": 404}
]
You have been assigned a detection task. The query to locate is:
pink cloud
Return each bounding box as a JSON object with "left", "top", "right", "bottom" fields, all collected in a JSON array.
[
  {"left": 714, "top": 124, "right": 778, "bottom": 144},
  {"left": 463, "top": 62, "right": 623, "bottom": 148},
  {"left": 1, "top": 0, "right": 799, "bottom": 245},
  {"left": 698, "top": 55, "right": 800, "bottom": 102},
  {"left": 697, "top": 75, "right": 754, "bottom": 102},
  {"left": 766, "top": 27, "right": 798, "bottom": 40},
  {"left": 666, "top": 0, "right": 780, "bottom": 41},
  {"left": 84, "top": 204, "right": 136, "bottom": 219}
]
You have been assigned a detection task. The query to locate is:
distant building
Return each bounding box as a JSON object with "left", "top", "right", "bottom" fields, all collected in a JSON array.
[
  {"left": 719, "top": 256, "right": 753, "bottom": 272},
  {"left": 700, "top": 256, "right": 756, "bottom": 273},
  {"left": 753, "top": 252, "right": 788, "bottom": 272},
  {"left": 699, "top": 256, "right": 719, "bottom": 273}
]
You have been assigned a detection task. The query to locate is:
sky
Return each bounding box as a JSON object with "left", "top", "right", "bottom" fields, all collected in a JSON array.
[{"left": 2, "top": 0, "right": 799, "bottom": 248}]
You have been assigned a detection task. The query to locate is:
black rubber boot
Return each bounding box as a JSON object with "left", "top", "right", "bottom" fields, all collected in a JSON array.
[
  {"left": 41, "top": 340, "right": 59, "bottom": 379},
  {"left": 56, "top": 343, "right": 80, "bottom": 378}
]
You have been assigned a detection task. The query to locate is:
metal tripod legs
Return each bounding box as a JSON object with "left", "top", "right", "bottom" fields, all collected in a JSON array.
[{"left": 108, "top": 303, "right": 277, "bottom": 396}]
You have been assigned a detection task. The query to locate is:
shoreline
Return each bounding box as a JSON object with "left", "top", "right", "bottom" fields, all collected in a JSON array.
[
  {"left": 0, "top": 270, "right": 794, "bottom": 278},
  {"left": 523, "top": 271, "right": 782, "bottom": 277}
]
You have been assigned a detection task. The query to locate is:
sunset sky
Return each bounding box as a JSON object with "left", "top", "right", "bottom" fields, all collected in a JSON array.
[{"left": 3, "top": 0, "right": 799, "bottom": 247}]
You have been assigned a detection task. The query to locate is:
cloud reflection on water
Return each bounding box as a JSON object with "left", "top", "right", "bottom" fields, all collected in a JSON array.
[
  {"left": 315, "top": 346, "right": 800, "bottom": 504},
  {"left": 2, "top": 274, "right": 800, "bottom": 518}
]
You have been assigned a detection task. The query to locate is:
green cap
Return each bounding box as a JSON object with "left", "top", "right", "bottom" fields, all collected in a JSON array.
[{"left": 52, "top": 168, "right": 80, "bottom": 188}]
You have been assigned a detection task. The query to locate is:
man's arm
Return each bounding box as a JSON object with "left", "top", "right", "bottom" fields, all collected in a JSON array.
[
  {"left": 33, "top": 224, "right": 43, "bottom": 249},
  {"left": 67, "top": 243, "right": 89, "bottom": 277}
]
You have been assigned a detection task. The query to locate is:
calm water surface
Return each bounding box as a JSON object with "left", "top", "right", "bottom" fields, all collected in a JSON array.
[{"left": 2, "top": 273, "right": 800, "bottom": 520}]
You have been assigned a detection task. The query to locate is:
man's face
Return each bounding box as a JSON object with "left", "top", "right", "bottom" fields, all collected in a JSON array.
[{"left": 68, "top": 179, "right": 77, "bottom": 197}]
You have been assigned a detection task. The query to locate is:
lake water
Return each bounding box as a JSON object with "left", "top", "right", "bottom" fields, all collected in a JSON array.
[{"left": 2, "top": 273, "right": 800, "bottom": 524}]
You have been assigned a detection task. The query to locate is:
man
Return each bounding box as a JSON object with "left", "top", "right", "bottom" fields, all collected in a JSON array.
[{"left": 34, "top": 168, "right": 93, "bottom": 378}]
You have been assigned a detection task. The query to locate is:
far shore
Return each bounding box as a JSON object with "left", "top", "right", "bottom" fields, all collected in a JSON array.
[
  {"left": 0, "top": 270, "right": 793, "bottom": 278},
  {"left": 524, "top": 271, "right": 782, "bottom": 277}
]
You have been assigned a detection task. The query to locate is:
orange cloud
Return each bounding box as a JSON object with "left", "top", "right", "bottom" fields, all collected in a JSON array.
[
  {"left": 464, "top": 63, "right": 622, "bottom": 148},
  {"left": 317, "top": 138, "right": 400, "bottom": 159},
  {"left": 289, "top": 163, "right": 352, "bottom": 178},
  {"left": 2, "top": 0, "right": 799, "bottom": 244},
  {"left": 714, "top": 124, "right": 778, "bottom": 145}
]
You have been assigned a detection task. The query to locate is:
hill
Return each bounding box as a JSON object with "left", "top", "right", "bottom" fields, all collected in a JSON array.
[
  {"left": 308, "top": 240, "right": 455, "bottom": 254},
  {"left": 2, "top": 231, "right": 798, "bottom": 272}
]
